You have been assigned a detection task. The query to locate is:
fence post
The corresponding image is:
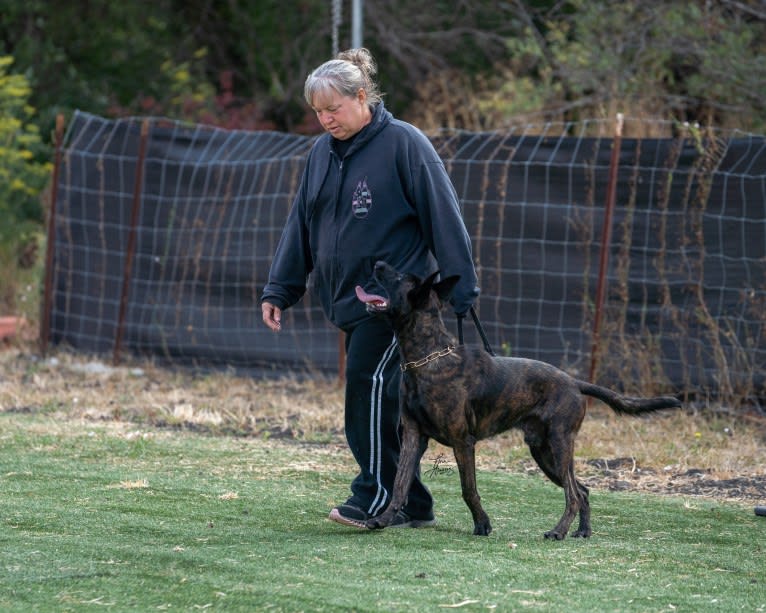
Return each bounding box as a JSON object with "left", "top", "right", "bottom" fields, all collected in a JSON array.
[
  {"left": 40, "top": 113, "right": 66, "bottom": 357},
  {"left": 589, "top": 113, "right": 624, "bottom": 383},
  {"left": 113, "top": 119, "right": 150, "bottom": 366}
]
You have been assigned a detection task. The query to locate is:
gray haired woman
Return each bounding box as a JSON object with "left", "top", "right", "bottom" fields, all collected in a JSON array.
[{"left": 262, "top": 48, "right": 479, "bottom": 528}]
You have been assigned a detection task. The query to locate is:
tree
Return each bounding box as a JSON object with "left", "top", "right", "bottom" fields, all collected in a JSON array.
[
  {"left": 460, "top": 0, "right": 766, "bottom": 131},
  {"left": 1, "top": 1, "right": 765, "bottom": 136}
]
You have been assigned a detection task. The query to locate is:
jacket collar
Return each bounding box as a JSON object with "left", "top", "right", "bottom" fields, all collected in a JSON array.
[{"left": 328, "top": 101, "right": 391, "bottom": 158}]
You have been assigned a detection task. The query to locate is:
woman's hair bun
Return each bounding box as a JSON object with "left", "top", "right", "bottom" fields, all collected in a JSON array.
[{"left": 337, "top": 48, "right": 377, "bottom": 79}]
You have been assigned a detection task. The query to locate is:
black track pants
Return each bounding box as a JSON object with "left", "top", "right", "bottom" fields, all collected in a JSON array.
[{"left": 342, "top": 317, "right": 433, "bottom": 518}]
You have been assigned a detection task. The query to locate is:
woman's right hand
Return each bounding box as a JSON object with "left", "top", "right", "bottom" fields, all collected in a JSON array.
[{"left": 261, "top": 302, "right": 282, "bottom": 332}]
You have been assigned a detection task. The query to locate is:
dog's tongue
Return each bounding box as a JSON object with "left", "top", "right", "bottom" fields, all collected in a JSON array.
[{"left": 355, "top": 285, "right": 387, "bottom": 306}]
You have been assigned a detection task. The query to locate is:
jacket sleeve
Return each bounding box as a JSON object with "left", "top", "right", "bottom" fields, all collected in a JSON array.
[
  {"left": 261, "top": 176, "right": 313, "bottom": 310},
  {"left": 411, "top": 143, "right": 480, "bottom": 315}
]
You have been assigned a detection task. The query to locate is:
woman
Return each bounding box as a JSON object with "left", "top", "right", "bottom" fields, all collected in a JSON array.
[{"left": 261, "top": 48, "right": 479, "bottom": 528}]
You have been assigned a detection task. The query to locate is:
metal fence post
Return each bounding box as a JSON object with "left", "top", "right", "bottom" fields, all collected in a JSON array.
[
  {"left": 40, "top": 113, "right": 66, "bottom": 357},
  {"left": 113, "top": 119, "right": 150, "bottom": 365},
  {"left": 589, "top": 113, "right": 624, "bottom": 383}
]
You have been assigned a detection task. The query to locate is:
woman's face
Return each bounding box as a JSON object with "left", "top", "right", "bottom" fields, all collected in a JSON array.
[{"left": 311, "top": 87, "right": 371, "bottom": 140}]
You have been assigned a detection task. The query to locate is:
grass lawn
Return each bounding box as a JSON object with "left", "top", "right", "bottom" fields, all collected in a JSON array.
[{"left": 1, "top": 413, "right": 763, "bottom": 612}]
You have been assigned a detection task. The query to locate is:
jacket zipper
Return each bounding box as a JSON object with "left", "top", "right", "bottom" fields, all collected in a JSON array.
[{"left": 330, "top": 156, "right": 344, "bottom": 320}]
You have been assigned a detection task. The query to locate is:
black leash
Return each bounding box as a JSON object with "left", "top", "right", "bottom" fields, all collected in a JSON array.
[{"left": 457, "top": 306, "right": 495, "bottom": 356}]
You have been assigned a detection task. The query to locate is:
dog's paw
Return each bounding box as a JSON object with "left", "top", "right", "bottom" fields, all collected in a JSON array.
[
  {"left": 366, "top": 512, "right": 395, "bottom": 530},
  {"left": 473, "top": 522, "right": 492, "bottom": 536},
  {"left": 571, "top": 528, "right": 591, "bottom": 538},
  {"left": 543, "top": 530, "right": 566, "bottom": 540}
]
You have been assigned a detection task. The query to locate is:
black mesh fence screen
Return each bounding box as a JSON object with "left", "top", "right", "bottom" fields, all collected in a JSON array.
[{"left": 48, "top": 111, "right": 766, "bottom": 405}]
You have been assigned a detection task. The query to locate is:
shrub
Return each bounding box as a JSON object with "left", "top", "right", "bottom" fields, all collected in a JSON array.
[{"left": 0, "top": 55, "right": 51, "bottom": 316}]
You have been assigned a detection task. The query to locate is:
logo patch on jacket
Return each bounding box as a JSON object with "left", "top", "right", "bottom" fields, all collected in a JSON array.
[{"left": 352, "top": 178, "right": 372, "bottom": 219}]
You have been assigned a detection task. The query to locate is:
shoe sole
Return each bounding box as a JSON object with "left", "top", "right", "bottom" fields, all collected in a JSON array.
[{"left": 328, "top": 507, "right": 368, "bottom": 529}]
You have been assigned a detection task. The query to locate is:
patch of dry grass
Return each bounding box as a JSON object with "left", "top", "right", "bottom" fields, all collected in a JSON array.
[
  {"left": 2, "top": 346, "right": 764, "bottom": 503},
  {"left": 0, "top": 347, "right": 345, "bottom": 441}
]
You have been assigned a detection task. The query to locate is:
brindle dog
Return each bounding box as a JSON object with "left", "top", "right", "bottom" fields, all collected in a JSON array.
[{"left": 356, "top": 261, "right": 681, "bottom": 539}]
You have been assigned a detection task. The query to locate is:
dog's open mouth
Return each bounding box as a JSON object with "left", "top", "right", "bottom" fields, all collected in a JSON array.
[{"left": 355, "top": 285, "right": 389, "bottom": 311}]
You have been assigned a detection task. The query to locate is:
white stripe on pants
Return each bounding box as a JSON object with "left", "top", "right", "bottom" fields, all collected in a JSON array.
[{"left": 367, "top": 335, "right": 398, "bottom": 516}]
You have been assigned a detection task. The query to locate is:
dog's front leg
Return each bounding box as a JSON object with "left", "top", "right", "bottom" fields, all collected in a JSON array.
[
  {"left": 453, "top": 438, "right": 492, "bottom": 536},
  {"left": 367, "top": 411, "right": 428, "bottom": 530}
]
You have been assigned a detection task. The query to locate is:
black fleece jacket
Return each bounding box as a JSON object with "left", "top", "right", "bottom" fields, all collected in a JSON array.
[{"left": 262, "top": 102, "right": 479, "bottom": 331}]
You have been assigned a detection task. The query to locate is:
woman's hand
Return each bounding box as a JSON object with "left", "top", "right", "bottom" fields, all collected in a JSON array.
[{"left": 261, "top": 302, "right": 282, "bottom": 332}]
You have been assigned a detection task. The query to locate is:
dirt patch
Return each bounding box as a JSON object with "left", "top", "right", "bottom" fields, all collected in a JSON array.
[{"left": 580, "top": 456, "right": 766, "bottom": 503}]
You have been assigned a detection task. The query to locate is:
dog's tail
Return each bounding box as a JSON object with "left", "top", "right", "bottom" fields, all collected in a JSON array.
[{"left": 578, "top": 381, "right": 681, "bottom": 415}]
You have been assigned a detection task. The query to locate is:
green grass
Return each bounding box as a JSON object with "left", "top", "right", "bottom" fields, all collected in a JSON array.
[{"left": 1, "top": 414, "right": 763, "bottom": 612}]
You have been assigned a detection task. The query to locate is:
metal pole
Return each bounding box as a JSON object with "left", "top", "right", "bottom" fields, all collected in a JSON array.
[
  {"left": 113, "top": 118, "right": 150, "bottom": 365},
  {"left": 40, "top": 113, "right": 65, "bottom": 357},
  {"left": 351, "top": 0, "right": 363, "bottom": 48},
  {"left": 589, "top": 113, "right": 624, "bottom": 383},
  {"left": 332, "top": 0, "right": 341, "bottom": 57}
]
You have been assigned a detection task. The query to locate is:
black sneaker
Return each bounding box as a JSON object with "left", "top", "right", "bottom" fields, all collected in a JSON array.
[
  {"left": 328, "top": 504, "right": 437, "bottom": 529},
  {"left": 388, "top": 509, "right": 437, "bottom": 528},
  {"left": 328, "top": 503, "right": 371, "bottom": 528}
]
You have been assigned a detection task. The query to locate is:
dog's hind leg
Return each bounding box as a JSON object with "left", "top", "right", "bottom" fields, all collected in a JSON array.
[
  {"left": 529, "top": 434, "right": 589, "bottom": 540},
  {"left": 453, "top": 437, "right": 492, "bottom": 536},
  {"left": 570, "top": 480, "right": 591, "bottom": 538}
]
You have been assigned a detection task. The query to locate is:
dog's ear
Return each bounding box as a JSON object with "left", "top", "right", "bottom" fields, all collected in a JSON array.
[
  {"left": 409, "top": 270, "right": 440, "bottom": 308},
  {"left": 422, "top": 270, "right": 440, "bottom": 289},
  {"left": 433, "top": 275, "right": 460, "bottom": 302}
]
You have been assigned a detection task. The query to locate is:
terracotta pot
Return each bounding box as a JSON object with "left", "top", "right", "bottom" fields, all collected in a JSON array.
[{"left": 0, "top": 317, "right": 21, "bottom": 342}]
